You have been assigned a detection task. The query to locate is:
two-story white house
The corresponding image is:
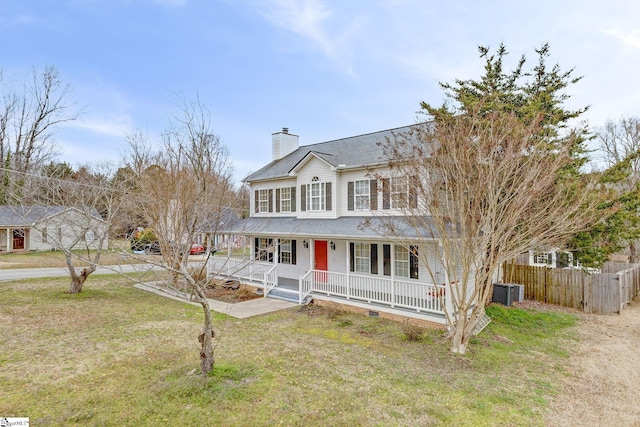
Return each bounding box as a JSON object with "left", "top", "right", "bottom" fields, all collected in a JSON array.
[{"left": 210, "top": 126, "right": 454, "bottom": 325}]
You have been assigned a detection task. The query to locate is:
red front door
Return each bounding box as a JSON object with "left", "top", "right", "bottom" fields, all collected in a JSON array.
[
  {"left": 314, "top": 240, "right": 328, "bottom": 270},
  {"left": 314, "top": 240, "right": 328, "bottom": 283},
  {"left": 13, "top": 229, "right": 25, "bottom": 250}
]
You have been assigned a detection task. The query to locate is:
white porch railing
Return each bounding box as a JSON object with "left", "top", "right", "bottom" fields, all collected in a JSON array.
[
  {"left": 263, "top": 264, "right": 278, "bottom": 298},
  {"left": 301, "top": 269, "right": 445, "bottom": 314},
  {"left": 208, "top": 256, "right": 273, "bottom": 287}
]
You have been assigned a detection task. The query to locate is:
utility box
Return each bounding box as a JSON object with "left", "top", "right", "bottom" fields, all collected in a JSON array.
[
  {"left": 513, "top": 284, "right": 525, "bottom": 302},
  {"left": 492, "top": 283, "right": 519, "bottom": 306}
]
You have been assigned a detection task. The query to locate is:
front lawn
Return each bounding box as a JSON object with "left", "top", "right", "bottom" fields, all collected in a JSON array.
[{"left": 0, "top": 275, "right": 578, "bottom": 426}]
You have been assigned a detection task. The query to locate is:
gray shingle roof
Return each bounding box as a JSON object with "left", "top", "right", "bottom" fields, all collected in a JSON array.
[
  {"left": 244, "top": 124, "right": 419, "bottom": 182},
  {"left": 216, "top": 216, "right": 440, "bottom": 240},
  {"left": 0, "top": 206, "right": 103, "bottom": 227}
]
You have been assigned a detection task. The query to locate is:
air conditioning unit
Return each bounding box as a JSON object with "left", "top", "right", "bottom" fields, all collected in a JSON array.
[{"left": 492, "top": 283, "right": 520, "bottom": 306}]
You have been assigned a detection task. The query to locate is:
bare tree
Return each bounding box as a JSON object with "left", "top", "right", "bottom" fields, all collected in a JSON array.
[
  {"left": 7, "top": 162, "right": 132, "bottom": 293},
  {"left": 383, "top": 107, "right": 604, "bottom": 354},
  {"left": 598, "top": 117, "right": 640, "bottom": 176},
  {"left": 124, "top": 98, "right": 236, "bottom": 375},
  {"left": 0, "top": 66, "right": 77, "bottom": 203}
]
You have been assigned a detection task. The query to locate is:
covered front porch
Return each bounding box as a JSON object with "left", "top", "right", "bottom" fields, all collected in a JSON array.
[
  {"left": 207, "top": 255, "right": 448, "bottom": 322},
  {"left": 0, "top": 228, "right": 29, "bottom": 253}
]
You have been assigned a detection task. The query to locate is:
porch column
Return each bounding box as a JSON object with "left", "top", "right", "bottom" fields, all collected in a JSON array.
[
  {"left": 6, "top": 228, "right": 11, "bottom": 252},
  {"left": 390, "top": 242, "right": 396, "bottom": 307}
]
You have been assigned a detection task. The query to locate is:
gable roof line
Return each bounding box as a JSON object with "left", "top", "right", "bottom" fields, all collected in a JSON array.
[
  {"left": 244, "top": 123, "right": 419, "bottom": 183},
  {"left": 288, "top": 151, "right": 338, "bottom": 174}
]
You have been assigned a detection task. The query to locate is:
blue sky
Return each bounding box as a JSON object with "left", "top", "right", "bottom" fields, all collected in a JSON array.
[{"left": 2, "top": 0, "right": 639, "bottom": 184}]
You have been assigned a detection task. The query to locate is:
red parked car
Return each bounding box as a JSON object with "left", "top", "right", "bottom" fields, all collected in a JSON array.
[{"left": 189, "top": 243, "right": 206, "bottom": 255}]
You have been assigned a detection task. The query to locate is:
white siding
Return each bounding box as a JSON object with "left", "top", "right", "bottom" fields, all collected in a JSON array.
[
  {"left": 31, "top": 209, "right": 107, "bottom": 251},
  {"left": 328, "top": 239, "right": 348, "bottom": 274},
  {"left": 296, "top": 157, "right": 337, "bottom": 219},
  {"left": 275, "top": 238, "right": 311, "bottom": 280}
]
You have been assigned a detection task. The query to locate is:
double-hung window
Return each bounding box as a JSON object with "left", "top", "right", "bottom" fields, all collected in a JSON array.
[
  {"left": 258, "top": 189, "right": 271, "bottom": 213},
  {"left": 280, "top": 187, "right": 291, "bottom": 212},
  {"left": 354, "top": 180, "right": 370, "bottom": 210},
  {"left": 391, "top": 176, "right": 408, "bottom": 209},
  {"left": 307, "top": 182, "right": 325, "bottom": 211},
  {"left": 382, "top": 176, "right": 416, "bottom": 210},
  {"left": 354, "top": 242, "right": 370, "bottom": 273},
  {"left": 255, "top": 238, "right": 274, "bottom": 262},
  {"left": 394, "top": 246, "right": 410, "bottom": 277},
  {"left": 394, "top": 245, "right": 419, "bottom": 279},
  {"left": 278, "top": 239, "right": 297, "bottom": 265}
]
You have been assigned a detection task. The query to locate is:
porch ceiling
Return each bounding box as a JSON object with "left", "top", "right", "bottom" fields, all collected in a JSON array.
[{"left": 216, "top": 216, "right": 441, "bottom": 240}]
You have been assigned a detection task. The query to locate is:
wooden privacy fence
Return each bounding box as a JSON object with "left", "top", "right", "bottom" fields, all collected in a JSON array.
[{"left": 502, "top": 262, "right": 640, "bottom": 314}]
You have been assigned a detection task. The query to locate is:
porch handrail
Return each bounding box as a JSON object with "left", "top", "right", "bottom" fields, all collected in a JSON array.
[
  {"left": 208, "top": 255, "right": 273, "bottom": 287},
  {"left": 263, "top": 264, "right": 278, "bottom": 298},
  {"left": 305, "top": 269, "right": 445, "bottom": 314},
  {"left": 300, "top": 270, "right": 314, "bottom": 304}
]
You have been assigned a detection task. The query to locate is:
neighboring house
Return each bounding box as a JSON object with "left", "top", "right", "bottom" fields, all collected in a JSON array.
[
  {"left": 0, "top": 206, "right": 107, "bottom": 253},
  {"left": 210, "top": 126, "right": 462, "bottom": 326},
  {"left": 514, "top": 250, "right": 579, "bottom": 269}
]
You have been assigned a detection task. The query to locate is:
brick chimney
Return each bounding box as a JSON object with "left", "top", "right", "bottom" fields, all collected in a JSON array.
[{"left": 272, "top": 127, "right": 299, "bottom": 160}]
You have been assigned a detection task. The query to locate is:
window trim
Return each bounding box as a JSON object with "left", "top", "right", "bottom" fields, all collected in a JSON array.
[
  {"left": 391, "top": 176, "right": 408, "bottom": 209},
  {"left": 354, "top": 242, "right": 370, "bottom": 274},
  {"left": 279, "top": 187, "right": 292, "bottom": 213},
  {"left": 254, "top": 237, "right": 274, "bottom": 263},
  {"left": 278, "top": 239, "right": 297, "bottom": 265},
  {"left": 354, "top": 179, "right": 370, "bottom": 211},
  {"left": 257, "top": 189, "right": 271, "bottom": 213},
  {"left": 307, "top": 182, "right": 325, "bottom": 211}
]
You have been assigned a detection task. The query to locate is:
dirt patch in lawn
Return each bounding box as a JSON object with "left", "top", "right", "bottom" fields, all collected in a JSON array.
[
  {"left": 204, "top": 284, "right": 262, "bottom": 303},
  {"left": 542, "top": 299, "right": 640, "bottom": 426}
]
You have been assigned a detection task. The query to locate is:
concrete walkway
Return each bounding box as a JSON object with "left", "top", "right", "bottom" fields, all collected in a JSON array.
[{"left": 134, "top": 282, "right": 298, "bottom": 319}]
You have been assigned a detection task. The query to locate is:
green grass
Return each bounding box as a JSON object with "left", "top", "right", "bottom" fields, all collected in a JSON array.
[{"left": 0, "top": 276, "right": 579, "bottom": 426}]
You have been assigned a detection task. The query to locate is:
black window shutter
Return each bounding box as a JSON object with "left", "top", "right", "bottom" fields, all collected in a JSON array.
[
  {"left": 254, "top": 190, "right": 259, "bottom": 213},
  {"left": 382, "top": 178, "right": 390, "bottom": 209},
  {"left": 409, "top": 176, "right": 418, "bottom": 208},
  {"left": 301, "top": 185, "right": 306, "bottom": 211},
  {"left": 277, "top": 239, "right": 281, "bottom": 263},
  {"left": 370, "top": 179, "right": 378, "bottom": 210},
  {"left": 371, "top": 244, "right": 378, "bottom": 274},
  {"left": 268, "top": 189, "right": 273, "bottom": 212},
  {"left": 292, "top": 240, "right": 297, "bottom": 265},
  {"left": 254, "top": 237, "right": 259, "bottom": 260},
  {"left": 410, "top": 245, "right": 419, "bottom": 279},
  {"left": 349, "top": 242, "right": 354, "bottom": 272},
  {"left": 383, "top": 244, "right": 391, "bottom": 276},
  {"left": 291, "top": 187, "right": 296, "bottom": 212},
  {"left": 347, "top": 181, "right": 354, "bottom": 211},
  {"left": 325, "top": 182, "right": 332, "bottom": 210},
  {"left": 275, "top": 189, "right": 280, "bottom": 213},
  {"left": 268, "top": 238, "right": 274, "bottom": 263}
]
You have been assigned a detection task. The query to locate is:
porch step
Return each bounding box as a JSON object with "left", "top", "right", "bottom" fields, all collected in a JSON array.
[{"left": 266, "top": 287, "right": 306, "bottom": 304}]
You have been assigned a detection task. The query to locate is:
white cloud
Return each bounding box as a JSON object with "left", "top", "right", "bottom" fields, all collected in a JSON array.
[
  {"left": 254, "top": 0, "right": 364, "bottom": 76},
  {"left": 69, "top": 114, "right": 133, "bottom": 138},
  {"left": 603, "top": 29, "right": 640, "bottom": 50},
  {"left": 258, "top": 0, "right": 334, "bottom": 56}
]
